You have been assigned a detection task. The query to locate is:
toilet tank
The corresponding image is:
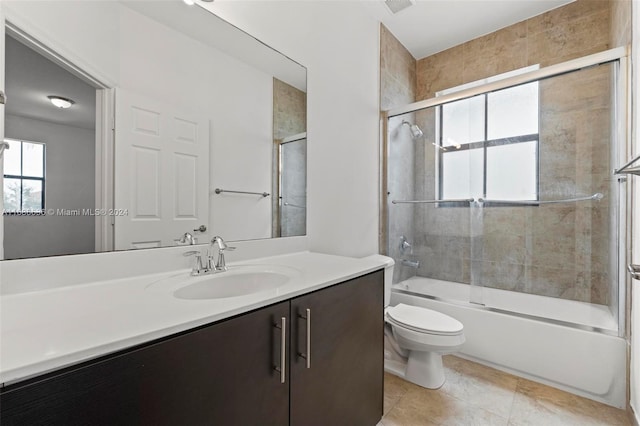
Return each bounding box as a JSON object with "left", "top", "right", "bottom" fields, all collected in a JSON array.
[{"left": 362, "top": 255, "right": 395, "bottom": 307}]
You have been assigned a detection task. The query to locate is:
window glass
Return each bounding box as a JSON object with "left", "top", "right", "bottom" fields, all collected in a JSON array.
[
  {"left": 4, "top": 139, "right": 21, "bottom": 176},
  {"left": 3, "top": 178, "right": 21, "bottom": 211},
  {"left": 22, "top": 180, "right": 43, "bottom": 210},
  {"left": 442, "top": 95, "right": 485, "bottom": 147},
  {"left": 23, "top": 142, "right": 44, "bottom": 178},
  {"left": 437, "top": 66, "right": 540, "bottom": 203},
  {"left": 486, "top": 141, "right": 537, "bottom": 200},
  {"left": 442, "top": 149, "right": 484, "bottom": 199},
  {"left": 3, "top": 139, "right": 46, "bottom": 212},
  {"left": 488, "top": 82, "right": 539, "bottom": 140}
]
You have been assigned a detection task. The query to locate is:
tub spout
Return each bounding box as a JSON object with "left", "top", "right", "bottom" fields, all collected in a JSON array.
[{"left": 401, "top": 259, "right": 420, "bottom": 268}]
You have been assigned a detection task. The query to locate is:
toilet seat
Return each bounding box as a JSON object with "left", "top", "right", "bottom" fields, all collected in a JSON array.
[{"left": 386, "top": 303, "right": 463, "bottom": 336}]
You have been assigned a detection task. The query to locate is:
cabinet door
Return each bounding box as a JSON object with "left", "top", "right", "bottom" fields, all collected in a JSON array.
[
  {"left": 1, "top": 301, "right": 290, "bottom": 426},
  {"left": 290, "top": 270, "right": 384, "bottom": 426}
]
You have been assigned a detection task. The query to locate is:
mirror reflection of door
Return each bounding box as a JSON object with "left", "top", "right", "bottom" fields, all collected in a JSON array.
[
  {"left": 2, "top": 33, "right": 106, "bottom": 260},
  {"left": 277, "top": 134, "right": 306, "bottom": 238}
]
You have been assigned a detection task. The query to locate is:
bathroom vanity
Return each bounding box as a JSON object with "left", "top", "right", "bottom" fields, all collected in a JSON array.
[{"left": 0, "top": 252, "right": 384, "bottom": 425}]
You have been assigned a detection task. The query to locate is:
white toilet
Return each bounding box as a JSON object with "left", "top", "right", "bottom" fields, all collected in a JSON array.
[{"left": 369, "top": 255, "right": 465, "bottom": 389}]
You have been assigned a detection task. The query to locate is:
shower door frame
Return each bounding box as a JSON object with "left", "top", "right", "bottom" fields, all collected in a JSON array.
[{"left": 380, "top": 46, "right": 631, "bottom": 337}]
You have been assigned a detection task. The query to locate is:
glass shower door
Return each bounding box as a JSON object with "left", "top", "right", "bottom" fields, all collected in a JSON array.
[{"left": 278, "top": 135, "right": 306, "bottom": 237}]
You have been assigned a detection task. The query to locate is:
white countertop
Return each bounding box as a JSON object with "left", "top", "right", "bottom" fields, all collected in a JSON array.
[{"left": 0, "top": 251, "right": 386, "bottom": 386}]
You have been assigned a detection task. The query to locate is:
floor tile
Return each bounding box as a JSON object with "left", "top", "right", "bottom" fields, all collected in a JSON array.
[
  {"left": 508, "top": 378, "right": 630, "bottom": 426},
  {"left": 383, "top": 386, "right": 508, "bottom": 426},
  {"left": 384, "top": 372, "right": 417, "bottom": 415},
  {"left": 441, "top": 356, "right": 518, "bottom": 419},
  {"left": 382, "top": 356, "right": 630, "bottom": 426}
]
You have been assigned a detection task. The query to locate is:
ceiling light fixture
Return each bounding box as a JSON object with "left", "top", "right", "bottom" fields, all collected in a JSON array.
[
  {"left": 183, "top": 0, "right": 195, "bottom": 5},
  {"left": 47, "top": 96, "right": 75, "bottom": 109}
]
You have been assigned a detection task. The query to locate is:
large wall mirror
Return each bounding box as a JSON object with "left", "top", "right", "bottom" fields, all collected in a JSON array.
[{"left": 0, "top": 0, "right": 307, "bottom": 260}]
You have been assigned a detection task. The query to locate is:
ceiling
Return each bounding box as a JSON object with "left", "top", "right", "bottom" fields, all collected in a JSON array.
[
  {"left": 360, "top": 0, "right": 574, "bottom": 59},
  {"left": 5, "top": 35, "right": 96, "bottom": 130}
]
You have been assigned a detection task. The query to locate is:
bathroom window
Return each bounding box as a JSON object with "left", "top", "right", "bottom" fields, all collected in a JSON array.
[
  {"left": 3, "top": 139, "right": 46, "bottom": 214},
  {"left": 437, "top": 67, "right": 539, "bottom": 202}
]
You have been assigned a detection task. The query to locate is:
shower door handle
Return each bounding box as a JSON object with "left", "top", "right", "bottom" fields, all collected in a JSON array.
[{"left": 627, "top": 264, "right": 640, "bottom": 280}]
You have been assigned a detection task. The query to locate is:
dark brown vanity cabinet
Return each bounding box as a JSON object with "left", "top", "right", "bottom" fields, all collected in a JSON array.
[
  {"left": 0, "top": 270, "right": 383, "bottom": 426},
  {"left": 290, "top": 270, "right": 384, "bottom": 426}
]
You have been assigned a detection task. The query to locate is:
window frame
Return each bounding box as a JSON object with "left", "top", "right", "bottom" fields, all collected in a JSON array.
[
  {"left": 3, "top": 139, "right": 46, "bottom": 215},
  {"left": 435, "top": 71, "right": 540, "bottom": 207}
]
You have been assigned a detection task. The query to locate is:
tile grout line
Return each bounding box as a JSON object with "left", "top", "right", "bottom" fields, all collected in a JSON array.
[
  {"left": 506, "top": 377, "right": 523, "bottom": 426},
  {"left": 381, "top": 386, "right": 412, "bottom": 423}
]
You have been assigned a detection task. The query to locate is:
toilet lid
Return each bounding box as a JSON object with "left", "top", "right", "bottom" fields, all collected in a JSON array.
[{"left": 386, "top": 303, "right": 463, "bottom": 335}]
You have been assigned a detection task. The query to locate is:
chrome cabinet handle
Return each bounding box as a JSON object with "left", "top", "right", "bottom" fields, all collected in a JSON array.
[
  {"left": 274, "top": 317, "right": 286, "bottom": 383},
  {"left": 298, "top": 308, "right": 311, "bottom": 369},
  {"left": 628, "top": 264, "right": 640, "bottom": 280}
]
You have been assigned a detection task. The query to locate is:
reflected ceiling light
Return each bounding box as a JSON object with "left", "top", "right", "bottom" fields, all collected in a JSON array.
[
  {"left": 47, "top": 96, "right": 75, "bottom": 109},
  {"left": 384, "top": 0, "right": 415, "bottom": 14},
  {"left": 183, "top": 0, "right": 195, "bottom": 5}
]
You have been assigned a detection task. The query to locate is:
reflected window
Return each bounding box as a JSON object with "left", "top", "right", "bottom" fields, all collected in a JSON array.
[
  {"left": 438, "top": 67, "right": 539, "bottom": 202},
  {"left": 3, "top": 139, "right": 46, "bottom": 213}
]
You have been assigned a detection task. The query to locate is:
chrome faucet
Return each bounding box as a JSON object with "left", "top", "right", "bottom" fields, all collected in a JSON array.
[
  {"left": 209, "top": 236, "right": 235, "bottom": 272},
  {"left": 175, "top": 232, "right": 196, "bottom": 245},
  {"left": 184, "top": 236, "right": 236, "bottom": 276}
]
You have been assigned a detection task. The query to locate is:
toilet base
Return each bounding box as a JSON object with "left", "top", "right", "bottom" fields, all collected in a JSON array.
[{"left": 405, "top": 351, "right": 445, "bottom": 389}]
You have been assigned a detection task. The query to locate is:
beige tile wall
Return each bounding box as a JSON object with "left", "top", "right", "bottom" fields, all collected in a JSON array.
[
  {"left": 384, "top": 0, "right": 629, "bottom": 304},
  {"left": 380, "top": 24, "right": 416, "bottom": 111}
]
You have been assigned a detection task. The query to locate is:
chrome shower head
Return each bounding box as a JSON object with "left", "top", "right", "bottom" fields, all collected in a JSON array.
[{"left": 402, "top": 120, "right": 424, "bottom": 139}]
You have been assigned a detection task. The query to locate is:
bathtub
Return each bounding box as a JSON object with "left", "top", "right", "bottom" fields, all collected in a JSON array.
[{"left": 390, "top": 276, "right": 627, "bottom": 408}]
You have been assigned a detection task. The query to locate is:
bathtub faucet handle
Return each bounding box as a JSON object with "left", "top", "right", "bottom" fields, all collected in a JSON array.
[{"left": 400, "top": 236, "right": 413, "bottom": 254}]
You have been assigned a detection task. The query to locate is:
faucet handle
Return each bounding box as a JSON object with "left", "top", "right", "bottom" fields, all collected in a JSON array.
[{"left": 184, "top": 250, "right": 205, "bottom": 275}]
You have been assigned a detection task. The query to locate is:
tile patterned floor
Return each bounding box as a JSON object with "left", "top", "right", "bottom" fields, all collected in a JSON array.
[{"left": 379, "top": 356, "right": 631, "bottom": 426}]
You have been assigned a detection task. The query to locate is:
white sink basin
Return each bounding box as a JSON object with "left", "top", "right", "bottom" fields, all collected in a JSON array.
[
  {"left": 174, "top": 271, "right": 290, "bottom": 300},
  {"left": 146, "top": 265, "right": 300, "bottom": 300}
]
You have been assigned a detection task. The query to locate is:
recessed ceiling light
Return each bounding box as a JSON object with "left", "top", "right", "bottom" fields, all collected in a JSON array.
[
  {"left": 183, "top": 0, "right": 195, "bottom": 5},
  {"left": 47, "top": 96, "right": 75, "bottom": 109}
]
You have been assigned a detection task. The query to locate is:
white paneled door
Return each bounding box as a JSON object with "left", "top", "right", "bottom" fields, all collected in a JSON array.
[{"left": 114, "top": 90, "right": 209, "bottom": 250}]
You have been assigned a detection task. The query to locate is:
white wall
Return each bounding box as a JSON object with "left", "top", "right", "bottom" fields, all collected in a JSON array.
[
  {"left": 4, "top": 114, "right": 95, "bottom": 259},
  {"left": 0, "top": 6, "right": 5, "bottom": 261},
  {"left": 205, "top": 1, "right": 380, "bottom": 257},
  {"left": 2, "top": 1, "right": 120, "bottom": 87},
  {"left": 631, "top": 2, "right": 639, "bottom": 423}
]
